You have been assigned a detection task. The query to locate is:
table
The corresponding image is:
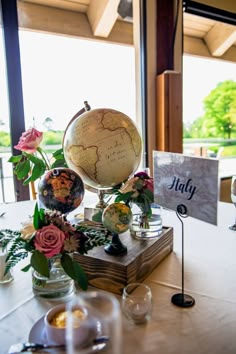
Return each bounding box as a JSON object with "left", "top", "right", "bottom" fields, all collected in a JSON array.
[{"left": 0, "top": 197, "right": 236, "bottom": 354}]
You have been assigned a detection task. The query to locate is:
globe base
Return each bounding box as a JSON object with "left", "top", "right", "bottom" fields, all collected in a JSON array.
[{"left": 104, "top": 233, "right": 127, "bottom": 256}]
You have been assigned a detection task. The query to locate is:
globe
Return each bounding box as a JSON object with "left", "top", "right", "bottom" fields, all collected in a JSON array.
[
  {"left": 63, "top": 108, "right": 142, "bottom": 190},
  {"left": 38, "top": 168, "right": 84, "bottom": 214},
  {"left": 102, "top": 203, "right": 133, "bottom": 234}
]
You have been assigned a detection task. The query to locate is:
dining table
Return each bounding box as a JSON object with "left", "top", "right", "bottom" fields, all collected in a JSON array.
[{"left": 0, "top": 193, "right": 236, "bottom": 354}]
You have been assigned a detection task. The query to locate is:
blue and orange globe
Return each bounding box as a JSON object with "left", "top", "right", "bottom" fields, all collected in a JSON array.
[{"left": 38, "top": 168, "right": 84, "bottom": 214}]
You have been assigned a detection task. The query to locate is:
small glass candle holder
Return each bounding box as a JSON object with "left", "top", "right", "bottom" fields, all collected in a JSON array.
[
  {"left": 0, "top": 242, "right": 13, "bottom": 284},
  {"left": 122, "top": 283, "right": 152, "bottom": 324}
]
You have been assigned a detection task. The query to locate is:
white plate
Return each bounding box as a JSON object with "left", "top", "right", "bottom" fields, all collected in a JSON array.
[
  {"left": 29, "top": 315, "right": 102, "bottom": 347},
  {"left": 29, "top": 316, "right": 57, "bottom": 346}
]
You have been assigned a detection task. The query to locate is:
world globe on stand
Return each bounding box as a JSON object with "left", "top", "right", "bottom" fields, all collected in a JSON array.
[
  {"left": 63, "top": 108, "right": 143, "bottom": 190},
  {"left": 38, "top": 168, "right": 85, "bottom": 214},
  {"left": 102, "top": 202, "right": 133, "bottom": 234},
  {"left": 102, "top": 202, "right": 132, "bottom": 255}
]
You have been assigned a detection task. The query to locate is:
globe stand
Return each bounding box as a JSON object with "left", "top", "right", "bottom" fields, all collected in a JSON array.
[
  {"left": 104, "top": 233, "right": 127, "bottom": 256},
  {"left": 96, "top": 190, "right": 109, "bottom": 209}
]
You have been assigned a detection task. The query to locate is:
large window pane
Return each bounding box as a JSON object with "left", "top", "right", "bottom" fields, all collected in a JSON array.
[
  {"left": 19, "top": 31, "right": 136, "bottom": 131},
  {"left": 183, "top": 55, "right": 236, "bottom": 178}
]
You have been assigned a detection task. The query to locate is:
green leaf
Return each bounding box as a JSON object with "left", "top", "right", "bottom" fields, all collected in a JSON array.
[
  {"left": 61, "top": 253, "right": 88, "bottom": 290},
  {"left": 73, "top": 261, "right": 88, "bottom": 290},
  {"left": 33, "top": 203, "right": 45, "bottom": 229},
  {"left": 143, "top": 189, "right": 154, "bottom": 202},
  {"left": 33, "top": 203, "right": 40, "bottom": 229},
  {"left": 23, "top": 164, "right": 46, "bottom": 185},
  {"left": 31, "top": 250, "right": 49, "bottom": 278},
  {"left": 14, "top": 160, "right": 31, "bottom": 179},
  {"left": 51, "top": 159, "right": 67, "bottom": 168},
  {"left": 21, "top": 264, "right": 32, "bottom": 272},
  {"left": 52, "top": 148, "right": 64, "bottom": 158},
  {"left": 25, "top": 152, "right": 44, "bottom": 166},
  {"left": 8, "top": 155, "right": 22, "bottom": 163}
]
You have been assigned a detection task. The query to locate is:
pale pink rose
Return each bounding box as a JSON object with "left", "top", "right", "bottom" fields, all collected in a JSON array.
[
  {"left": 34, "top": 224, "right": 65, "bottom": 258},
  {"left": 20, "top": 219, "right": 35, "bottom": 240},
  {"left": 14, "top": 128, "right": 43, "bottom": 153},
  {"left": 119, "top": 177, "right": 139, "bottom": 194}
]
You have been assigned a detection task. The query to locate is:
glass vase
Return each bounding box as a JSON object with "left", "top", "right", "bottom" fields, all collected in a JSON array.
[
  {"left": 130, "top": 204, "right": 163, "bottom": 239},
  {"left": 32, "top": 256, "right": 74, "bottom": 300}
]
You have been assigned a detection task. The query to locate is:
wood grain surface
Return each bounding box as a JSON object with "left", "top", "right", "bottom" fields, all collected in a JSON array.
[{"left": 74, "top": 226, "right": 173, "bottom": 294}]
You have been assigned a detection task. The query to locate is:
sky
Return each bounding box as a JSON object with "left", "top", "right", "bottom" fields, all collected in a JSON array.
[{"left": 0, "top": 30, "right": 236, "bottom": 131}]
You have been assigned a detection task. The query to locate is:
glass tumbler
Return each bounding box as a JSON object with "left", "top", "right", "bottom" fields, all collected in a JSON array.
[
  {"left": 122, "top": 283, "right": 152, "bottom": 324},
  {"left": 0, "top": 242, "right": 13, "bottom": 284},
  {"left": 66, "top": 290, "right": 122, "bottom": 354}
]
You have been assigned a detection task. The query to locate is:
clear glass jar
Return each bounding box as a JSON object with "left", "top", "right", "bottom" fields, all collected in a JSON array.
[
  {"left": 0, "top": 242, "right": 13, "bottom": 284},
  {"left": 32, "top": 256, "right": 74, "bottom": 300},
  {"left": 130, "top": 204, "right": 163, "bottom": 239}
]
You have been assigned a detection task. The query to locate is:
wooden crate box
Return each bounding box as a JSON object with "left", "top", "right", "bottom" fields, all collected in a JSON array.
[{"left": 74, "top": 226, "right": 173, "bottom": 294}]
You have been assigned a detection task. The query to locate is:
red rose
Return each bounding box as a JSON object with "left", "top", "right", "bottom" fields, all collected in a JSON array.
[
  {"left": 14, "top": 128, "right": 43, "bottom": 153},
  {"left": 34, "top": 224, "right": 65, "bottom": 258}
]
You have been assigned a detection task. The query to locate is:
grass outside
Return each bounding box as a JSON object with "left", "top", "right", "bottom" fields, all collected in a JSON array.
[{"left": 219, "top": 145, "right": 236, "bottom": 157}]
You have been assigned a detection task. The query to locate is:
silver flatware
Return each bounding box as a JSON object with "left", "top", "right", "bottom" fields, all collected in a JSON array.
[
  {"left": 8, "top": 342, "right": 65, "bottom": 353},
  {"left": 8, "top": 337, "right": 108, "bottom": 353}
]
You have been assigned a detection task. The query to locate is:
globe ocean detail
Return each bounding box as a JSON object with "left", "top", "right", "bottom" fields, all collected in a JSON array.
[{"left": 63, "top": 108, "right": 142, "bottom": 190}]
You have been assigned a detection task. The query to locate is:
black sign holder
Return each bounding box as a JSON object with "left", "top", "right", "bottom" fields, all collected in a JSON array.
[{"left": 171, "top": 204, "right": 195, "bottom": 308}]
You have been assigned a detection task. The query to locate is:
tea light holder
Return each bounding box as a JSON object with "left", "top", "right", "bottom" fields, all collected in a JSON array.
[
  {"left": 122, "top": 283, "right": 152, "bottom": 324},
  {"left": 0, "top": 241, "right": 13, "bottom": 284}
]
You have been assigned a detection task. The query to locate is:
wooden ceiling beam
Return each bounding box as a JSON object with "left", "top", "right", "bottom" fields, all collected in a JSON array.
[
  {"left": 184, "top": 35, "right": 236, "bottom": 63},
  {"left": 204, "top": 22, "right": 236, "bottom": 56},
  {"left": 16, "top": 1, "right": 133, "bottom": 45},
  {"left": 87, "top": 0, "right": 120, "bottom": 37}
]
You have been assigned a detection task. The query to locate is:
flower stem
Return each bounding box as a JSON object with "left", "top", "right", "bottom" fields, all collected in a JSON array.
[{"left": 37, "top": 147, "right": 51, "bottom": 170}]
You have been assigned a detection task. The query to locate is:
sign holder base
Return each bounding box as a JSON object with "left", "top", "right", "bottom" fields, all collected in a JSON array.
[{"left": 171, "top": 204, "right": 195, "bottom": 308}]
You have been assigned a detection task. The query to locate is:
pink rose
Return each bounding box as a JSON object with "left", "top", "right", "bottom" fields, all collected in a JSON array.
[
  {"left": 144, "top": 178, "right": 154, "bottom": 193},
  {"left": 14, "top": 128, "right": 43, "bottom": 153},
  {"left": 34, "top": 224, "right": 65, "bottom": 258}
]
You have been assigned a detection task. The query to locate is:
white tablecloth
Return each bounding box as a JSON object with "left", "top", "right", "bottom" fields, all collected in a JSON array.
[{"left": 0, "top": 195, "right": 236, "bottom": 354}]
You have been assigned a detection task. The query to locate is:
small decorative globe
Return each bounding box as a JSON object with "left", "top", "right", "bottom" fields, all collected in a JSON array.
[
  {"left": 102, "top": 203, "right": 133, "bottom": 234},
  {"left": 63, "top": 108, "right": 142, "bottom": 190},
  {"left": 38, "top": 168, "right": 84, "bottom": 214}
]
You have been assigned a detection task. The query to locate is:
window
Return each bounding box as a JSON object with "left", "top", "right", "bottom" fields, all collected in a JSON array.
[
  {"left": 183, "top": 55, "right": 236, "bottom": 177},
  {"left": 19, "top": 30, "right": 136, "bottom": 131},
  {"left": 0, "top": 29, "right": 136, "bottom": 202}
]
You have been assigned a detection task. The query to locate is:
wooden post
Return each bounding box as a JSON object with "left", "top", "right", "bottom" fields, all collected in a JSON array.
[{"left": 156, "top": 71, "right": 183, "bottom": 153}]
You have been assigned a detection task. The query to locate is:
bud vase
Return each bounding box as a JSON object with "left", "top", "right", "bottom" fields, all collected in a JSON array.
[
  {"left": 130, "top": 204, "right": 163, "bottom": 239},
  {"left": 32, "top": 256, "right": 74, "bottom": 300}
]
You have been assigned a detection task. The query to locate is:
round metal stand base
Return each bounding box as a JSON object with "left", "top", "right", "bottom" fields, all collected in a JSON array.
[{"left": 171, "top": 293, "right": 195, "bottom": 308}]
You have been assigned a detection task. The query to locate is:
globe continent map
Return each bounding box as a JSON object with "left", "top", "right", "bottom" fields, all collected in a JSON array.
[
  {"left": 102, "top": 203, "right": 133, "bottom": 234},
  {"left": 63, "top": 108, "right": 142, "bottom": 190}
]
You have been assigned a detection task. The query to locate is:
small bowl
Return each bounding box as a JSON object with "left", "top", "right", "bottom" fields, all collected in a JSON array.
[{"left": 44, "top": 303, "right": 89, "bottom": 346}]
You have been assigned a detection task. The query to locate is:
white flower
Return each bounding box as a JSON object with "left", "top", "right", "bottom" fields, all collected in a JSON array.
[
  {"left": 119, "top": 177, "right": 139, "bottom": 195},
  {"left": 20, "top": 219, "right": 35, "bottom": 240}
]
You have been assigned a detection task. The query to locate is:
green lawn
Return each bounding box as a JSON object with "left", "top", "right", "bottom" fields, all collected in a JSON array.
[{"left": 220, "top": 145, "right": 236, "bottom": 157}]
